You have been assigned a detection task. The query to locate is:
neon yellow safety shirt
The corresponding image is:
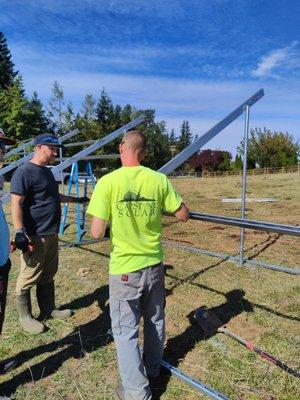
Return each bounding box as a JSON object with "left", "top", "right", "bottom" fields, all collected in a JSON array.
[{"left": 87, "top": 165, "right": 182, "bottom": 274}]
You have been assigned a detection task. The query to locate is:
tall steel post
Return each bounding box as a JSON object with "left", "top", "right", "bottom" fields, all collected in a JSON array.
[
  {"left": 239, "top": 105, "right": 250, "bottom": 265},
  {"left": 59, "top": 146, "right": 64, "bottom": 194}
]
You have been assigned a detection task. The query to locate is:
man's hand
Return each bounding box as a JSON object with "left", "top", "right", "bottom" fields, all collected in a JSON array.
[
  {"left": 14, "top": 232, "right": 29, "bottom": 253},
  {"left": 59, "top": 194, "right": 89, "bottom": 204},
  {"left": 75, "top": 196, "right": 90, "bottom": 204}
]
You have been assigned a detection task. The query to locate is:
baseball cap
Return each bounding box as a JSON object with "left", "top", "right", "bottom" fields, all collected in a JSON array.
[
  {"left": 0, "top": 128, "right": 16, "bottom": 145},
  {"left": 34, "top": 133, "right": 64, "bottom": 147}
]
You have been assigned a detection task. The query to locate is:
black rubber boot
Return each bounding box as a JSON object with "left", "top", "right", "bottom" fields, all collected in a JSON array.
[
  {"left": 36, "top": 281, "right": 72, "bottom": 321},
  {"left": 16, "top": 292, "right": 44, "bottom": 334}
]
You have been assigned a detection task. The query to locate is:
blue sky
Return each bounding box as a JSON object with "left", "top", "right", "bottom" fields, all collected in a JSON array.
[{"left": 1, "top": 0, "right": 300, "bottom": 155}]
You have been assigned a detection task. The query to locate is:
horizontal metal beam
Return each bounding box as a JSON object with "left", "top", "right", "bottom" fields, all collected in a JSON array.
[
  {"left": 159, "top": 89, "right": 264, "bottom": 175},
  {"left": 54, "top": 154, "right": 120, "bottom": 161},
  {"left": 63, "top": 139, "right": 97, "bottom": 148},
  {"left": 189, "top": 212, "right": 300, "bottom": 237},
  {"left": 0, "top": 129, "right": 80, "bottom": 178}
]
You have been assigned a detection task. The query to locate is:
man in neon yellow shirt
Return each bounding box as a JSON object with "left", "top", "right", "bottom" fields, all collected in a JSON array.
[{"left": 88, "top": 130, "right": 189, "bottom": 400}]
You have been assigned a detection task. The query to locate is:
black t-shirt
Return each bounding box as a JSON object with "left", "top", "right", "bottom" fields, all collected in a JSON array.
[{"left": 10, "top": 162, "right": 61, "bottom": 235}]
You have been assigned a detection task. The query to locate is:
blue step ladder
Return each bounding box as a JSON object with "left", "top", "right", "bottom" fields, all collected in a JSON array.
[{"left": 59, "top": 161, "right": 95, "bottom": 243}]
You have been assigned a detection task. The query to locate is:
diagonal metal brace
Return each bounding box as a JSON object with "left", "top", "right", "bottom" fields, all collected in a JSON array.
[{"left": 159, "top": 89, "right": 264, "bottom": 175}]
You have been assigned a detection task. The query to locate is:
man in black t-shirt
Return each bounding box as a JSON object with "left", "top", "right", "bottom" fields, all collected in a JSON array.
[{"left": 11, "top": 133, "right": 88, "bottom": 334}]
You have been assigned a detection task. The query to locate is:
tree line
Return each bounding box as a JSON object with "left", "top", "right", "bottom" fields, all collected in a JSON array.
[
  {"left": 190, "top": 127, "right": 299, "bottom": 173},
  {"left": 0, "top": 32, "right": 299, "bottom": 172}
]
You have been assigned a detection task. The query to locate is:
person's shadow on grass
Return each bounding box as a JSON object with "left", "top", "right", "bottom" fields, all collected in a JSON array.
[
  {"left": 151, "top": 289, "right": 253, "bottom": 399},
  {"left": 0, "top": 285, "right": 112, "bottom": 396}
]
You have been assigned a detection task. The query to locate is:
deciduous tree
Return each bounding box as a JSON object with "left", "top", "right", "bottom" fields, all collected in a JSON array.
[
  {"left": 238, "top": 127, "right": 299, "bottom": 168},
  {"left": 0, "top": 77, "right": 31, "bottom": 140},
  {"left": 189, "top": 149, "right": 232, "bottom": 172}
]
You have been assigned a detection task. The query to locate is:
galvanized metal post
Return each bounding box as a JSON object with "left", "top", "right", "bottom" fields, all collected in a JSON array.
[
  {"left": 239, "top": 105, "right": 250, "bottom": 265},
  {"left": 59, "top": 146, "right": 64, "bottom": 194}
]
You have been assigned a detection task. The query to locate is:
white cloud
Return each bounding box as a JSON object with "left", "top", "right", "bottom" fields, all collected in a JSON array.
[{"left": 251, "top": 41, "right": 299, "bottom": 78}]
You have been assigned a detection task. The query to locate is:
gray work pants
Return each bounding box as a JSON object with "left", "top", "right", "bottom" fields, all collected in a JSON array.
[{"left": 109, "top": 263, "right": 165, "bottom": 400}]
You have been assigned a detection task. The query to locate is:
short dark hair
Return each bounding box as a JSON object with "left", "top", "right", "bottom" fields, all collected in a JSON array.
[{"left": 124, "top": 130, "right": 146, "bottom": 152}]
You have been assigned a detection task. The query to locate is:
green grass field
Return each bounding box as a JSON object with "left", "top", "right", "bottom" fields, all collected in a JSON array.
[{"left": 0, "top": 172, "right": 299, "bottom": 399}]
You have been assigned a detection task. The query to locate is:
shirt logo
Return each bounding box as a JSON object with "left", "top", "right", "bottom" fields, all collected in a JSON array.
[
  {"left": 116, "top": 191, "right": 157, "bottom": 218},
  {"left": 121, "top": 275, "right": 128, "bottom": 282}
]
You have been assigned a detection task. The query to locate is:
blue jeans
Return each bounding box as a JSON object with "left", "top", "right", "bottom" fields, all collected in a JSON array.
[
  {"left": 0, "top": 258, "right": 11, "bottom": 334},
  {"left": 109, "top": 263, "right": 165, "bottom": 400}
]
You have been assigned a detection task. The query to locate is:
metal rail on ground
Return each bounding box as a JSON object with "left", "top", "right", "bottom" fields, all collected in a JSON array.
[
  {"left": 107, "top": 330, "right": 231, "bottom": 399},
  {"left": 161, "top": 359, "right": 230, "bottom": 400},
  {"left": 163, "top": 240, "right": 300, "bottom": 275}
]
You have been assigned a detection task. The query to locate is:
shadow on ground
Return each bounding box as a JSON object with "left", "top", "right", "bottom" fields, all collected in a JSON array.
[
  {"left": 151, "top": 288, "right": 253, "bottom": 399},
  {"left": 0, "top": 285, "right": 111, "bottom": 396}
]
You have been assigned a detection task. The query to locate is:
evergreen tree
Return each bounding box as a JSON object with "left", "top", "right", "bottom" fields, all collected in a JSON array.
[
  {"left": 81, "top": 94, "right": 95, "bottom": 121},
  {"left": 138, "top": 109, "right": 172, "bottom": 170},
  {"left": 0, "top": 32, "right": 17, "bottom": 90},
  {"left": 177, "top": 120, "right": 192, "bottom": 151},
  {"left": 218, "top": 151, "right": 232, "bottom": 171},
  {"left": 113, "top": 104, "right": 122, "bottom": 127},
  {"left": 62, "top": 102, "right": 76, "bottom": 133},
  {"left": 27, "top": 91, "right": 50, "bottom": 135},
  {"left": 233, "top": 154, "right": 243, "bottom": 170},
  {"left": 121, "top": 104, "right": 133, "bottom": 124},
  {"left": 95, "top": 89, "right": 114, "bottom": 132},
  {"left": 168, "top": 129, "right": 177, "bottom": 145},
  {"left": 48, "top": 81, "right": 65, "bottom": 133}
]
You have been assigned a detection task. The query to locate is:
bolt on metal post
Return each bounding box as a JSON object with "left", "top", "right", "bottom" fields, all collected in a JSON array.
[{"left": 239, "top": 104, "right": 250, "bottom": 265}]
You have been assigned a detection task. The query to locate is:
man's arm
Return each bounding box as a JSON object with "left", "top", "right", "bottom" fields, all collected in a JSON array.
[
  {"left": 11, "top": 193, "right": 25, "bottom": 231},
  {"left": 173, "top": 203, "right": 189, "bottom": 222},
  {"left": 59, "top": 194, "right": 89, "bottom": 204},
  {"left": 90, "top": 216, "right": 107, "bottom": 239},
  {"left": 11, "top": 193, "right": 29, "bottom": 252}
]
